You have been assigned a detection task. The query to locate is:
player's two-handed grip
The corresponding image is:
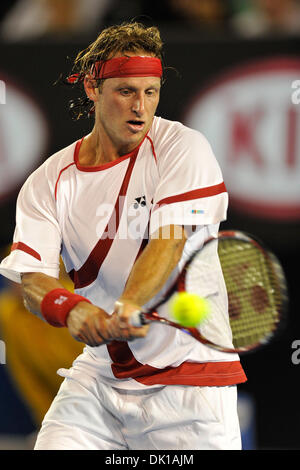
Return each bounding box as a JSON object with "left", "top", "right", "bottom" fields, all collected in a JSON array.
[{"left": 66, "top": 299, "right": 149, "bottom": 346}]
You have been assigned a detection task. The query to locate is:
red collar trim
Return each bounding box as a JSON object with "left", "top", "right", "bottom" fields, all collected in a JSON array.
[{"left": 74, "top": 135, "right": 146, "bottom": 172}]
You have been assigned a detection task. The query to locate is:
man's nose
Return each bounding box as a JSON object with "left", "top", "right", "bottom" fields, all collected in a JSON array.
[{"left": 132, "top": 93, "right": 145, "bottom": 115}]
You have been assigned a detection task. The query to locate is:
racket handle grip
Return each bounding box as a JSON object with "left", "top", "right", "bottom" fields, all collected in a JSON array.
[{"left": 130, "top": 310, "right": 148, "bottom": 327}]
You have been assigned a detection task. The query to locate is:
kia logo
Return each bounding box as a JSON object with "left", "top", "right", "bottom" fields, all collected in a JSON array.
[{"left": 184, "top": 57, "right": 300, "bottom": 221}]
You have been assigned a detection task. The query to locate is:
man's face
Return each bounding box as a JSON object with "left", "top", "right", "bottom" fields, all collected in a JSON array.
[{"left": 95, "top": 54, "right": 161, "bottom": 155}]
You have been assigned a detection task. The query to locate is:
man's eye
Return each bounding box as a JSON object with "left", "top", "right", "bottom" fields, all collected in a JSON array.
[{"left": 120, "top": 89, "right": 131, "bottom": 95}]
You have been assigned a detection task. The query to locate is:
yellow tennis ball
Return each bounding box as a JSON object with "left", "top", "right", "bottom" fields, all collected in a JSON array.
[{"left": 170, "top": 292, "right": 210, "bottom": 327}]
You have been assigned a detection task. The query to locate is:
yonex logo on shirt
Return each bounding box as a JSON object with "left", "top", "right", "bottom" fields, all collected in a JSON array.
[
  {"left": 54, "top": 295, "right": 68, "bottom": 305},
  {"left": 191, "top": 209, "right": 204, "bottom": 214}
]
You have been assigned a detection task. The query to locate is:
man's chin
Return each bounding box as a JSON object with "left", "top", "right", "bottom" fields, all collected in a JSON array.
[{"left": 127, "top": 128, "right": 148, "bottom": 144}]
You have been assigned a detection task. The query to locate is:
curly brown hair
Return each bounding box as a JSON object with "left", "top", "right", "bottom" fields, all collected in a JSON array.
[{"left": 66, "top": 22, "right": 164, "bottom": 120}]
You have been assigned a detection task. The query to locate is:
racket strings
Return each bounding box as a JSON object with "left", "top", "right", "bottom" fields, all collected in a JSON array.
[{"left": 219, "top": 239, "right": 281, "bottom": 348}]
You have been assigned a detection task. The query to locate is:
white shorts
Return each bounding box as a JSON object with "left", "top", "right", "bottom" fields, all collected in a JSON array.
[{"left": 34, "top": 368, "right": 241, "bottom": 450}]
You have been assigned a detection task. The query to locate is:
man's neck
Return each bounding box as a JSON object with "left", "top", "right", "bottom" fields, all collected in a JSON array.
[{"left": 79, "top": 130, "right": 119, "bottom": 167}]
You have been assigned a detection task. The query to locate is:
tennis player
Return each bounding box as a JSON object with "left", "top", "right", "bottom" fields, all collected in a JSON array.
[{"left": 0, "top": 22, "right": 246, "bottom": 450}]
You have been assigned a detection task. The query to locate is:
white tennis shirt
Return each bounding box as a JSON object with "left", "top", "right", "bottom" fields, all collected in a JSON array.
[{"left": 0, "top": 116, "right": 246, "bottom": 389}]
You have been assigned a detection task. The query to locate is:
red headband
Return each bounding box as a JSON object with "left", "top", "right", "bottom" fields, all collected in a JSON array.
[
  {"left": 67, "top": 56, "right": 162, "bottom": 84},
  {"left": 93, "top": 56, "right": 162, "bottom": 79}
]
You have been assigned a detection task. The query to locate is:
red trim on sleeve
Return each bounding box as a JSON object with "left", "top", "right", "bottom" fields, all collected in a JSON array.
[
  {"left": 107, "top": 341, "right": 247, "bottom": 386},
  {"left": 154, "top": 182, "right": 227, "bottom": 210},
  {"left": 11, "top": 242, "right": 41, "bottom": 261}
]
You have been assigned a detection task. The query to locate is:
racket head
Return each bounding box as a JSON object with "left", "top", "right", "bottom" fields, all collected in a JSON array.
[
  {"left": 215, "top": 230, "right": 288, "bottom": 353},
  {"left": 142, "top": 230, "right": 288, "bottom": 354}
]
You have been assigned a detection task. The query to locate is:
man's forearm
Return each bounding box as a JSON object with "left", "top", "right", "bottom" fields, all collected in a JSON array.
[
  {"left": 119, "top": 225, "right": 187, "bottom": 308},
  {"left": 21, "top": 272, "right": 65, "bottom": 319},
  {"left": 21, "top": 270, "right": 149, "bottom": 345},
  {"left": 21, "top": 272, "right": 116, "bottom": 345},
  {"left": 20, "top": 225, "right": 187, "bottom": 342}
]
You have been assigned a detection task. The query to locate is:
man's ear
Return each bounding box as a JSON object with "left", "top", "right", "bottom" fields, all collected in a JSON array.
[{"left": 83, "top": 75, "right": 100, "bottom": 103}]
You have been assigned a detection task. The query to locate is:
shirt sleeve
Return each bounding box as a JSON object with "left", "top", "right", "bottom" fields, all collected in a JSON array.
[
  {"left": 0, "top": 164, "right": 62, "bottom": 283},
  {"left": 149, "top": 126, "right": 228, "bottom": 236}
]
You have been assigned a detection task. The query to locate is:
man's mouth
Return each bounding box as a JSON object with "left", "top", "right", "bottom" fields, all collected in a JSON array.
[{"left": 126, "top": 120, "right": 145, "bottom": 132}]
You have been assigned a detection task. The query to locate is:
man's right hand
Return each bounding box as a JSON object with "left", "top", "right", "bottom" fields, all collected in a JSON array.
[{"left": 66, "top": 301, "right": 149, "bottom": 346}]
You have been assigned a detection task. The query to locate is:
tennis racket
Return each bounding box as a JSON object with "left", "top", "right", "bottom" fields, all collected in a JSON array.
[{"left": 130, "top": 230, "right": 288, "bottom": 354}]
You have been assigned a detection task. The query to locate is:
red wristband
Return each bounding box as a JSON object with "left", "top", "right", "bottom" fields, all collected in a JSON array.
[{"left": 40, "top": 288, "right": 91, "bottom": 327}]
